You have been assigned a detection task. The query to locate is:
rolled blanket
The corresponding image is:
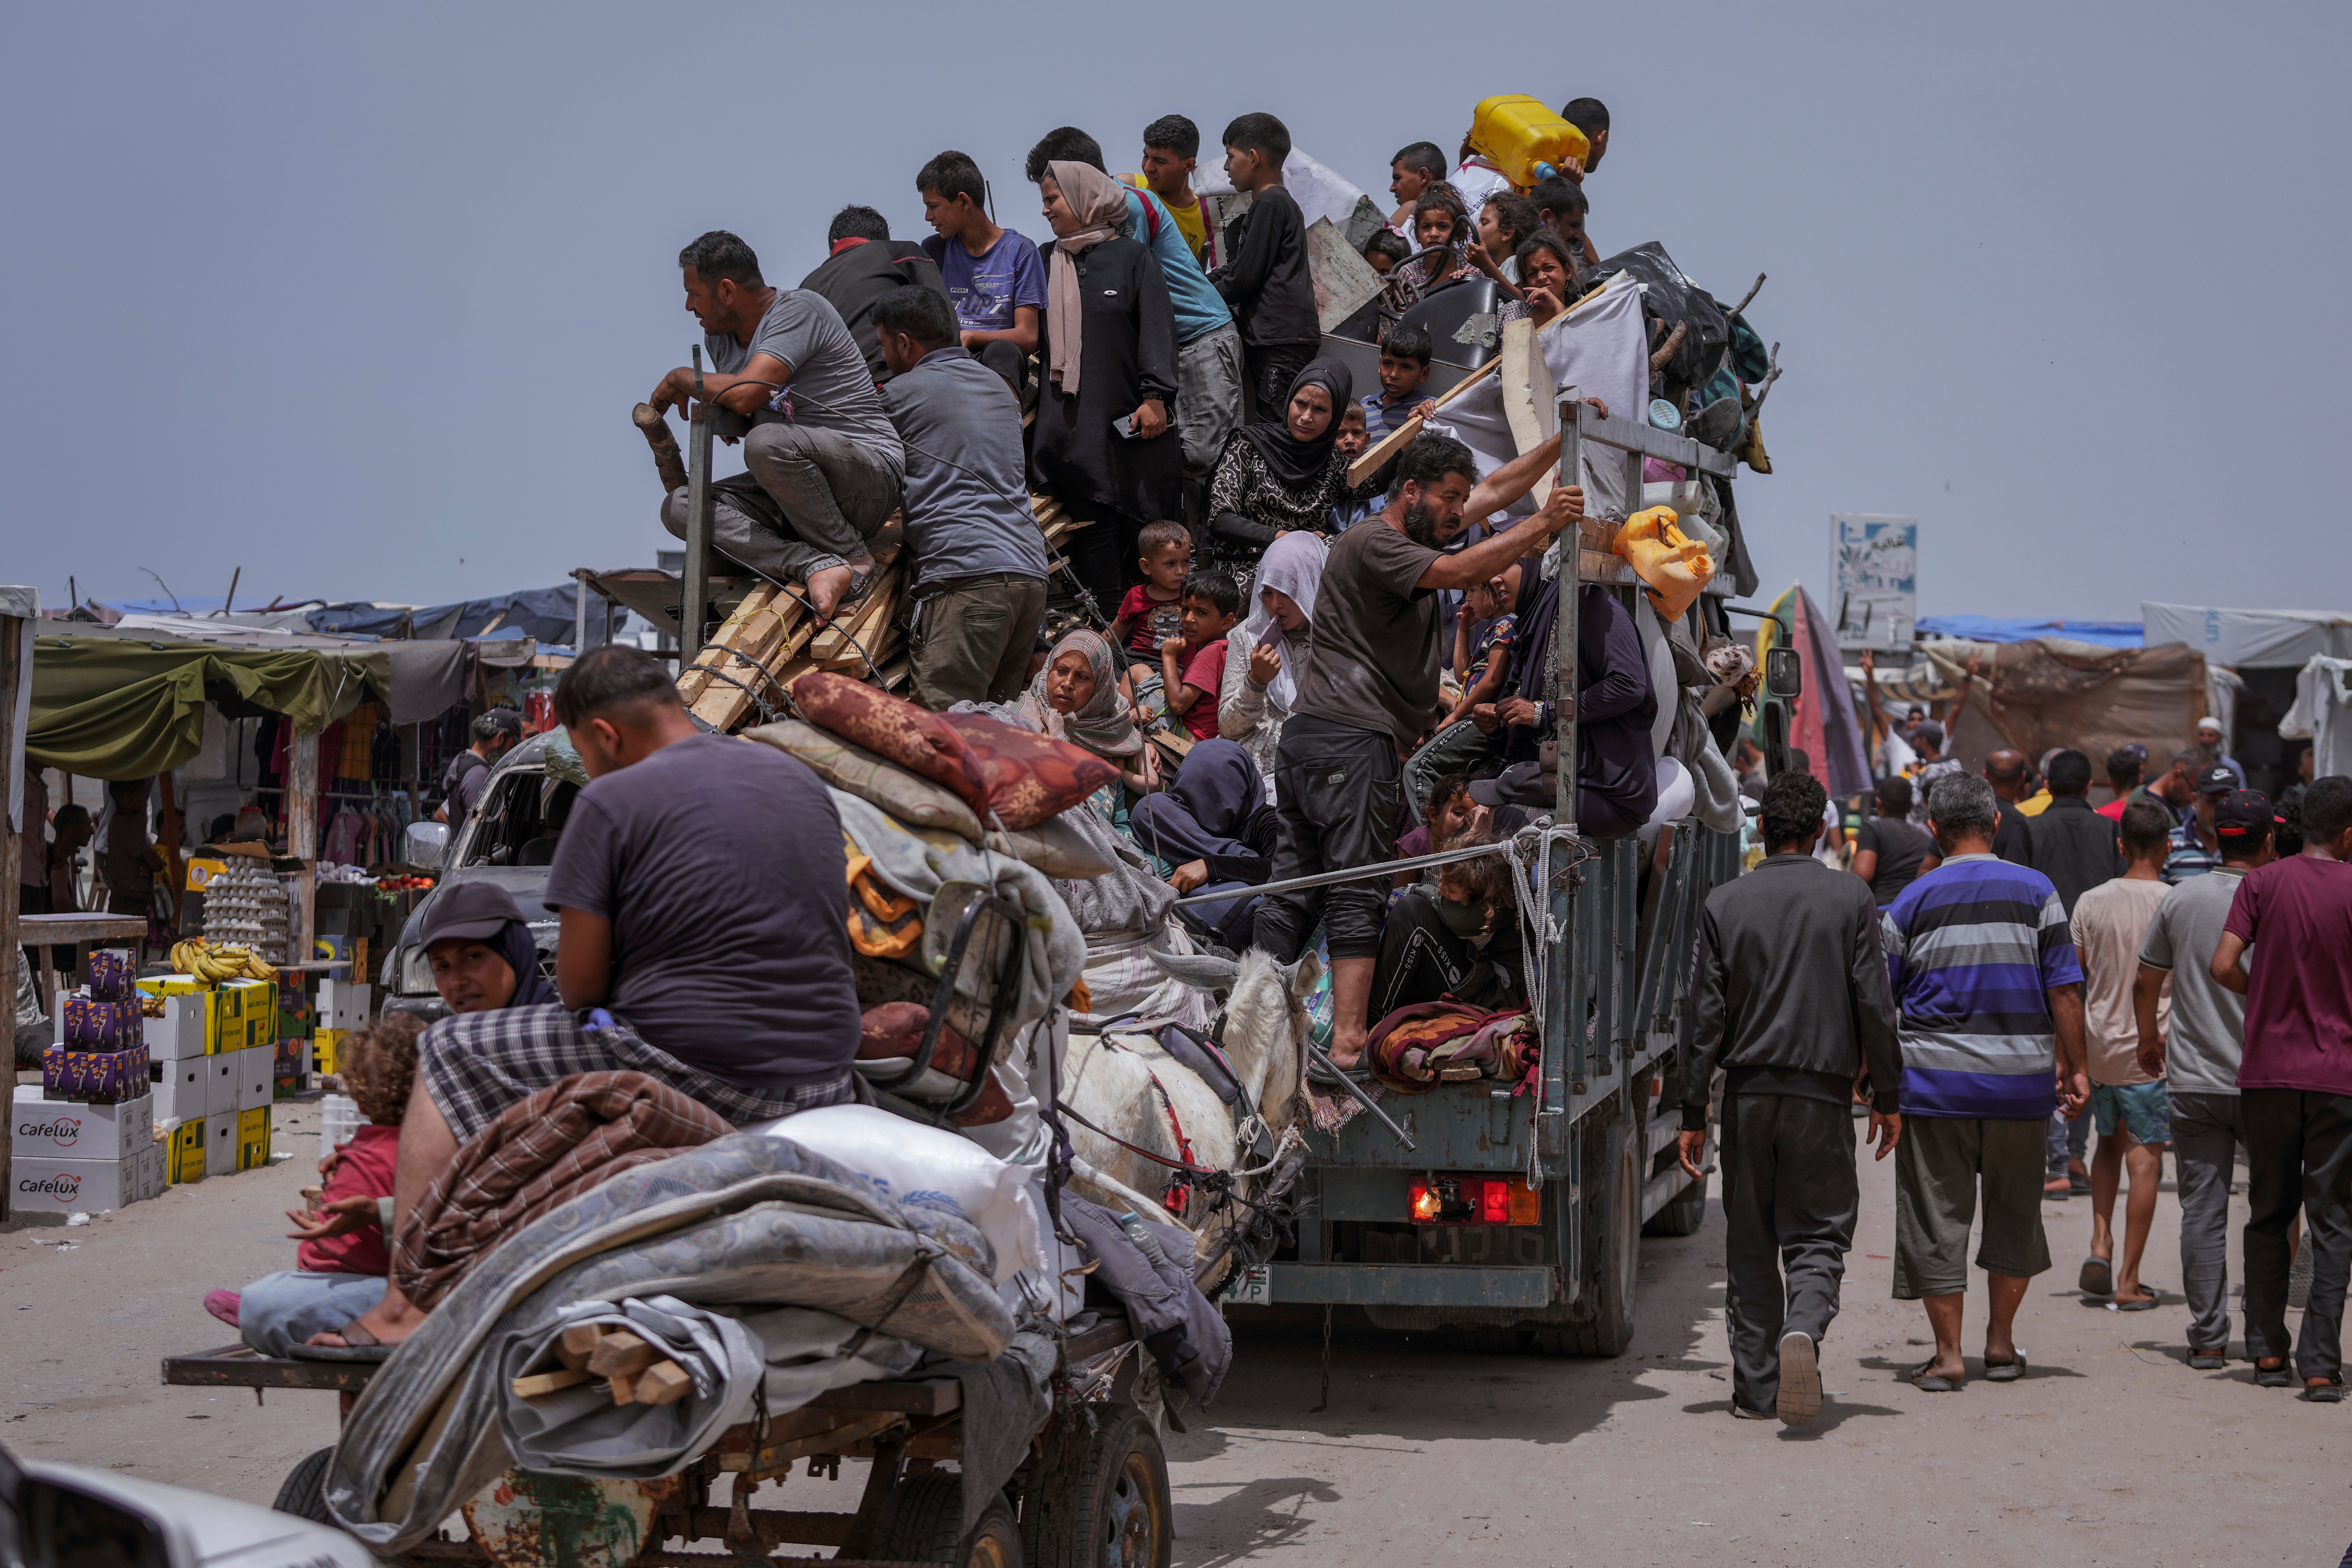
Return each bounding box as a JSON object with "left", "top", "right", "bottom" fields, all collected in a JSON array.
[{"left": 394, "top": 1071, "right": 730, "bottom": 1309}]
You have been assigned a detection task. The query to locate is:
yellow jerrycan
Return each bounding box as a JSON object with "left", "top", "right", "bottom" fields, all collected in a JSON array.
[{"left": 1467, "top": 95, "right": 1592, "bottom": 189}]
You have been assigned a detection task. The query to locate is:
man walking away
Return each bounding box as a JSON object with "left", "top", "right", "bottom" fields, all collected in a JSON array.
[
  {"left": 1986, "top": 748, "right": 2033, "bottom": 863},
  {"left": 873, "top": 287, "right": 1050, "bottom": 710},
  {"left": 1851, "top": 776, "right": 1939, "bottom": 908},
  {"left": 2211, "top": 774, "right": 2352, "bottom": 1399},
  {"left": 1680, "top": 770, "right": 1903, "bottom": 1426},
  {"left": 2138, "top": 788, "right": 2273, "bottom": 1367},
  {"left": 2098, "top": 746, "right": 2144, "bottom": 822},
  {"left": 2071, "top": 802, "right": 2177, "bottom": 1309},
  {"left": 1883, "top": 774, "right": 2089, "bottom": 1389},
  {"left": 2026, "top": 748, "right": 2118, "bottom": 1196}
]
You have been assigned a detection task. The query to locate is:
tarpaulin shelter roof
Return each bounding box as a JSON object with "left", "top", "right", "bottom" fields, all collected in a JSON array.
[
  {"left": 2140, "top": 602, "right": 2352, "bottom": 669},
  {"left": 1917, "top": 615, "right": 2143, "bottom": 648},
  {"left": 308, "top": 584, "right": 608, "bottom": 646},
  {"left": 27, "top": 623, "right": 465, "bottom": 779}
]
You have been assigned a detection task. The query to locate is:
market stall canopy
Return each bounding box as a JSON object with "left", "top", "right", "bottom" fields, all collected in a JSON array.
[
  {"left": 1917, "top": 615, "right": 2143, "bottom": 649},
  {"left": 2141, "top": 602, "right": 2352, "bottom": 669},
  {"left": 308, "top": 583, "right": 611, "bottom": 645},
  {"left": 1920, "top": 637, "right": 2207, "bottom": 772},
  {"left": 27, "top": 623, "right": 464, "bottom": 778}
]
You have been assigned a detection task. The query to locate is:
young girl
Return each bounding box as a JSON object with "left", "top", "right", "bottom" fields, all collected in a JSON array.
[{"left": 205, "top": 1014, "right": 421, "bottom": 1356}]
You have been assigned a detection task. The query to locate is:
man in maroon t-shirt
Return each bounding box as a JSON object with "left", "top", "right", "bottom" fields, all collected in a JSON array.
[{"left": 2213, "top": 773, "right": 2352, "bottom": 1399}]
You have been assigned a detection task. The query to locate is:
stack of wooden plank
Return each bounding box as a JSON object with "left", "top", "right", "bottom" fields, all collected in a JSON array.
[
  {"left": 675, "top": 496, "right": 1092, "bottom": 732},
  {"left": 510, "top": 1322, "right": 694, "bottom": 1408}
]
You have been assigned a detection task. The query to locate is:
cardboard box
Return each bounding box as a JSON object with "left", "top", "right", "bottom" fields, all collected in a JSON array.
[
  {"left": 12, "top": 1088, "right": 152, "bottom": 1162},
  {"left": 271, "top": 1040, "right": 307, "bottom": 1099},
  {"left": 203, "top": 1112, "right": 237, "bottom": 1177},
  {"left": 150, "top": 1054, "right": 205, "bottom": 1122},
  {"left": 275, "top": 977, "right": 315, "bottom": 1038},
  {"left": 87, "top": 949, "right": 137, "bottom": 1002},
  {"left": 135, "top": 1143, "right": 162, "bottom": 1202},
  {"left": 230, "top": 1047, "right": 273, "bottom": 1112},
  {"left": 221, "top": 979, "right": 274, "bottom": 1049},
  {"left": 313, "top": 1029, "right": 348, "bottom": 1078},
  {"left": 235, "top": 1107, "right": 272, "bottom": 1172},
  {"left": 137, "top": 973, "right": 208, "bottom": 998},
  {"left": 165, "top": 1120, "right": 206, "bottom": 1184},
  {"left": 203, "top": 1054, "right": 240, "bottom": 1117},
  {"left": 42, "top": 1043, "right": 152, "bottom": 1104},
  {"left": 318, "top": 979, "right": 371, "bottom": 1030},
  {"left": 13, "top": 1157, "right": 136, "bottom": 1214},
  {"left": 61, "top": 994, "right": 142, "bottom": 1048},
  {"left": 144, "top": 993, "right": 211, "bottom": 1061}
]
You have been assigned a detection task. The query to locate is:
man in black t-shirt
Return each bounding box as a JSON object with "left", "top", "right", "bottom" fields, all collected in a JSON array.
[{"left": 1852, "top": 776, "right": 1941, "bottom": 908}]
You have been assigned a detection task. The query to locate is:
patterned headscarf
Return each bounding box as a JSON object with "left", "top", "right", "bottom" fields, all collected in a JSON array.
[{"left": 1023, "top": 627, "right": 1142, "bottom": 757}]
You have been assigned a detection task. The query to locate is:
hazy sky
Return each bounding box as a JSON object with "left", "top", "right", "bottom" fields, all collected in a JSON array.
[{"left": 5, "top": 2, "right": 2344, "bottom": 623}]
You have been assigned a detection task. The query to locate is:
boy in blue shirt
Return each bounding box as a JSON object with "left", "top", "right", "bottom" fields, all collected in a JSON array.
[{"left": 916, "top": 150, "right": 1047, "bottom": 398}]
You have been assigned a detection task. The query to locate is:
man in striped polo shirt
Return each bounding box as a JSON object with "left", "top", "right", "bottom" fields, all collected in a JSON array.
[{"left": 1882, "top": 773, "right": 2091, "bottom": 1390}]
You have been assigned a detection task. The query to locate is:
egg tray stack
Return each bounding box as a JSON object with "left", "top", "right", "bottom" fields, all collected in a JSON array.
[{"left": 198, "top": 858, "right": 292, "bottom": 966}]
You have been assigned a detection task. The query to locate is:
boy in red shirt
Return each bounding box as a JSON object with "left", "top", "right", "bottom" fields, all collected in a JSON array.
[
  {"left": 204, "top": 1015, "right": 420, "bottom": 1356},
  {"left": 1110, "top": 520, "right": 1191, "bottom": 664},
  {"left": 1160, "top": 570, "right": 1241, "bottom": 740}
]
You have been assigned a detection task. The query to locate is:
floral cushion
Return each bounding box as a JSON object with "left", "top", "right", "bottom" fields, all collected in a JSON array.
[
  {"left": 789, "top": 673, "right": 985, "bottom": 807},
  {"left": 939, "top": 711, "right": 1121, "bottom": 831}
]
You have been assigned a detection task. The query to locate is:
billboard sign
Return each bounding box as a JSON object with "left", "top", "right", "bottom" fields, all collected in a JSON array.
[{"left": 1832, "top": 514, "right": 1917, "bottom": 650}]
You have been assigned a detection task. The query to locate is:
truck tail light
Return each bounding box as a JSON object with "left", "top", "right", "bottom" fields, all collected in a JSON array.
[{"left": 1408, "top": 1176, "right": 1541, "bottom": 1225}]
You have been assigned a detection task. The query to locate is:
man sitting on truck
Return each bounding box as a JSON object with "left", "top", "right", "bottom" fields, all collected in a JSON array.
[
  {"left": 1679, "top": 768, "right": 1903, "bottom": 1426},
  {"left": 650, "top": 230, "right": 906, "bottom": 624},
  {"left": 317, "top": 644, "right": 861, "bottom": 1350}
]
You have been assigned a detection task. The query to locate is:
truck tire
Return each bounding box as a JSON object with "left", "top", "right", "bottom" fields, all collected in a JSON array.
[
  {"left": 1022, "top": 1404, "right": 1170, "bottom": 1568},
  {"left": 1560, "top": 1110, "right": 1641, "bottom": 1356},
  {"left": 271, "top": 1446, "right": 336, "bottom": 1523},
  {"left": 869, "top": 1472, "right": 1023, "bottom": 1567},
  {"left": 1644, "top": 1167, "right": 1708, "bottom": 1237}
]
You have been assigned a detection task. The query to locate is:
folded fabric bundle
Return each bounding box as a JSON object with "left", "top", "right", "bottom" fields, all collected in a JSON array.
[
  {"left": 395, "top": 1071, "right": 731, "bottom": 1310},
  {"left": 1365, "top": 1000, "right": 1525, "bottom": 1092},
  {"left": 328, "top": 1133, "right": 1014, "bottom": 1551}
]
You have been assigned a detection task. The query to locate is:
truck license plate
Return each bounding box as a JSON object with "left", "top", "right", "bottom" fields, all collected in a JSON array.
[{"left": 1228, "top": 1265, "right": 1273, "bottom": 1305}]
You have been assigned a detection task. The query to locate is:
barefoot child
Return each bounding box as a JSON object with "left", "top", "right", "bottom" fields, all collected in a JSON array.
[{"left": 206, "top": 1014, "right": 422, "bottom": 1356}]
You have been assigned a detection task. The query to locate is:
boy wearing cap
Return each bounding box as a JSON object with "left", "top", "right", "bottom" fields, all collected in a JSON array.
[
  {"left": 2137, "top": 788, "right": 2273, "bottom": 1366},
  {"left": 2163, "top": 763, "right": 2238, "bottom": 884},
  {"left": 2069, "top": 801, "right": 2178, "bottom": 1309}
]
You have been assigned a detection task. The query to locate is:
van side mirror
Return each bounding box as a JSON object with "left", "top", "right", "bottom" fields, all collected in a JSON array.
[
  {"left": 15, "top": 1477, "right": 172, "bottom": 1568},
  {"left": 1764, "top": 646, "right": 1803, "bottom": 699},
  {"left": 405, "top": 822, "right": 449, "bottom": 870}
]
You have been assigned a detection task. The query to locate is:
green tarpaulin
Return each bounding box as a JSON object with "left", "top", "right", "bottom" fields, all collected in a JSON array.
[{"left": 28, "top": 627, "right": 464, "bottom": 779}]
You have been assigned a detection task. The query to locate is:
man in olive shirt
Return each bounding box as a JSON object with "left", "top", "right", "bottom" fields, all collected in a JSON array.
[{"left": 1254, "top": 431, "right": 1581, "bottom": 1068}]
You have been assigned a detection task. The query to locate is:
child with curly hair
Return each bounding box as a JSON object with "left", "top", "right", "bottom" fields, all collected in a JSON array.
[{"left": 203, "top": 1013, "right": 422, "bottom": 1356}]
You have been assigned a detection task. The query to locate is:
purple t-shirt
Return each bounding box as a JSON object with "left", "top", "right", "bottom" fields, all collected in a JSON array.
[
  {"left": 544, "top": 733, "right": 859, "bottom": 1091},
  {"left": 927, "top": 229, "right": 1049, "bottom": 334},
  {"left": 2224, "top": 855, "right": 2352, "bottom": 1096}
]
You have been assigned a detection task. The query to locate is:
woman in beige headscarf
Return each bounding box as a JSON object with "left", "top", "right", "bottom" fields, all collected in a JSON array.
[{"left": 1027, "top": 158, "right": 1183, "bottom": 624}]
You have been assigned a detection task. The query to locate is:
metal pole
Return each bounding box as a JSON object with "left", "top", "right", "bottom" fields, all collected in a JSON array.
[
  {"left": 572, "top": 570, "right": 587, "bottom": 655},
  {"left": 1539, "top": 391, "right": 1586, "bottom": 1188},
  {"left": 680, "top": 347, "right": 714, "bottom": 667}
]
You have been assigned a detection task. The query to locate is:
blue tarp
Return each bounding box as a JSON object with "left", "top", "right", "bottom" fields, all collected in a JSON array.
[
  {"left": 308, "top": 585, "right": 606, "bottom": 646},
  {"left": 1916, "top": 615, "right": 2143, "bottom": 648}
]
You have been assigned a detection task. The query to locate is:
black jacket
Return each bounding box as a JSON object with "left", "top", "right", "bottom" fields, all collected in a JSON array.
[
  {"left": 1992, "top": 797, "right": 2032, "bottom": 865},
  {"left": 798, "top": 241, "right": 950, "bottom": 380},
  {"left": 1682, "top": 853, "right": 1903, "bottom": 1127},
  {"left": 2025, "top": 794, "right": 2121, "bottom": 916},
  {"left": 1028, "top": 236, "right": 1182, "bottom": 522},
  {"left": 1208, "top": 185, "right": 1316, "bottom": 347}
]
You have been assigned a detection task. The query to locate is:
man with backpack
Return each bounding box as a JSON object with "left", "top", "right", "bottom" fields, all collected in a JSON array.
[{"left": 433, "top": 710, "right": 521, "bottom": 826}]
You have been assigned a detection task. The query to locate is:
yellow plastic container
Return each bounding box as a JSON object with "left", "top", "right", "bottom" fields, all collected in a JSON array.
[
  {"left": 1613, "top": 507, "right": 1716, "bottom": 621},
  {"left": 1468, "top": 96, "right": 1592, "bottom": 190}
]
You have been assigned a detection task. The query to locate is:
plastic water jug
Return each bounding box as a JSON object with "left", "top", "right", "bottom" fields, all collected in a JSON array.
[
  {"left": 318, "top": 1092, "right": 360, "bottom": 1150},
  {"left": 1467, "top": 96, "right": 1592, "bottom": 189}
]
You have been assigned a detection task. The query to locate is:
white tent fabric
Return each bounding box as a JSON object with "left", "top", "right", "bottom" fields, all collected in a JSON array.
[
  {"left": 1195, "top": 147, "right": 1376, "bottom": 234},
  {"left": 2141, "top": 602, "right": 2352, "bottom": 669},
  {"left": 2280, "top": 656, "right": 2352, "bottom": 780}
]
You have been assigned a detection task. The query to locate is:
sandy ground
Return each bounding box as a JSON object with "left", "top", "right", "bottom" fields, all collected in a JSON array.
[{"left": 3, "top": 1101, "right": 2345, "bottom": 1566}]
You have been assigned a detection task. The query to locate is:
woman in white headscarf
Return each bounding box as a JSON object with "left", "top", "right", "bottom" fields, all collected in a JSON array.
[{"left": 1217, "top": 529, "right": 1326, "bottom": 794}]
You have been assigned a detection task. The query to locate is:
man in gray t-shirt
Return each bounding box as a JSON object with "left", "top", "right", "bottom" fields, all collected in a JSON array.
[
  {"left": 2135, "top": 788, "right": 2272, "bottom": 1361},
  {"left": 650, "top": 230, "right": 905, "bottom": 622}
]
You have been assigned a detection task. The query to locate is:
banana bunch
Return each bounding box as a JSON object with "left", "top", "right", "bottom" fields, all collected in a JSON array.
[{"left": 169, "top": 939, "right": 276, "bottom": 984}]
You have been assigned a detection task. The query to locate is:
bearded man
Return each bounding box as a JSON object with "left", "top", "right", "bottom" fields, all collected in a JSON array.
[{"left": 1251, "top": 432, "right": 1582, "bottom": 1068}]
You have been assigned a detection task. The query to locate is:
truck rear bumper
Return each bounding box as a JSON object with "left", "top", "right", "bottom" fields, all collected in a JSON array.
[{"left": 1259, "top": 1263, "right": 1553, "bottom": 1308}]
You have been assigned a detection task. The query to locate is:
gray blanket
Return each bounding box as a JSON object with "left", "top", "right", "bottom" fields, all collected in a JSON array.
[{"left": 324, "top": 1133, "right": 1012, "bottom": 1552}]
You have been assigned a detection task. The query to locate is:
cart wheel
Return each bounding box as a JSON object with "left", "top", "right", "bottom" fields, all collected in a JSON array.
[
  {"left": 271, "top": 1446, "right": 335, "bottom": 1523},
  {"left": 1024, "top": 1404, "right": 1170, "bottom": 1568},
  {"left": 869, "top": 1472, "right": 1023, "bottom": 1567}
]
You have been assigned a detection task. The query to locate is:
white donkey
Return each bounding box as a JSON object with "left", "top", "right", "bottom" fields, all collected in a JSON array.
[{"left": 1057, "top": 948, "right": 1321, "bottom": 1287}]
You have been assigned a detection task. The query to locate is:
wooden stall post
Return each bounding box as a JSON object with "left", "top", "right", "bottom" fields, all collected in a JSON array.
[{"left": 288, "top": 730, "right": 320, "bottom": 964}]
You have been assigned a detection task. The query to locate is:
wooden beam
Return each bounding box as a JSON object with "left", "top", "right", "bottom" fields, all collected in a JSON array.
[{"left": 287, "top": 730, "right": 318, "bottom": 966}]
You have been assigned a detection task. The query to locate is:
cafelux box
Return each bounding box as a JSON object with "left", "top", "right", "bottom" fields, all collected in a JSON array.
[
  {"left": 42, "top": 1043, "right": 152, "bottom": 1104},
  {"left": 12, "top": 1087, "right": 152, "bottom": 1162},
  {"left": 235, "top": 1107, "right": 272, "bottom": 1172},
  {"left": 13, "top": 1157, "right": 136, "bottom": 1213}
]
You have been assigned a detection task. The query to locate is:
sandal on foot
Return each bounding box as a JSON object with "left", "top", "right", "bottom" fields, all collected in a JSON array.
[
  {"left": 2187, "top": 1348, "right": 2227, "bottom": 1370},
  {"left": 2112, "top": 1287, "right": 2160, "bottom": 1312},
  {"left": 1983, "top": 1352, "right": 2028, "bottom": 1383},
  {"left": 2302, "top": 1379, "right": 2348, "bottom": 1403},
  {"left": 202, "top": 1289, "right": 241, "bottom": 1329},
  {"left": 1909, "top": 1359, "right": 1962, "bottom": 1392},
  {"left": 289, "top": 1319, "right": 395, "bottom": 1363},
  {"left": 2078, "top": 1255, "right": 2113, "bottom": 1296},
  {"left": 2254, "top": 1360, "right": 2293, "bottom": 1388}
]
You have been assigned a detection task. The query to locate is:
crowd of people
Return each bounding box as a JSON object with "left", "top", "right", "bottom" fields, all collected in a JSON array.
[{"left": 1689, "top": 667, "right": 2352, "bottom": 1426}]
